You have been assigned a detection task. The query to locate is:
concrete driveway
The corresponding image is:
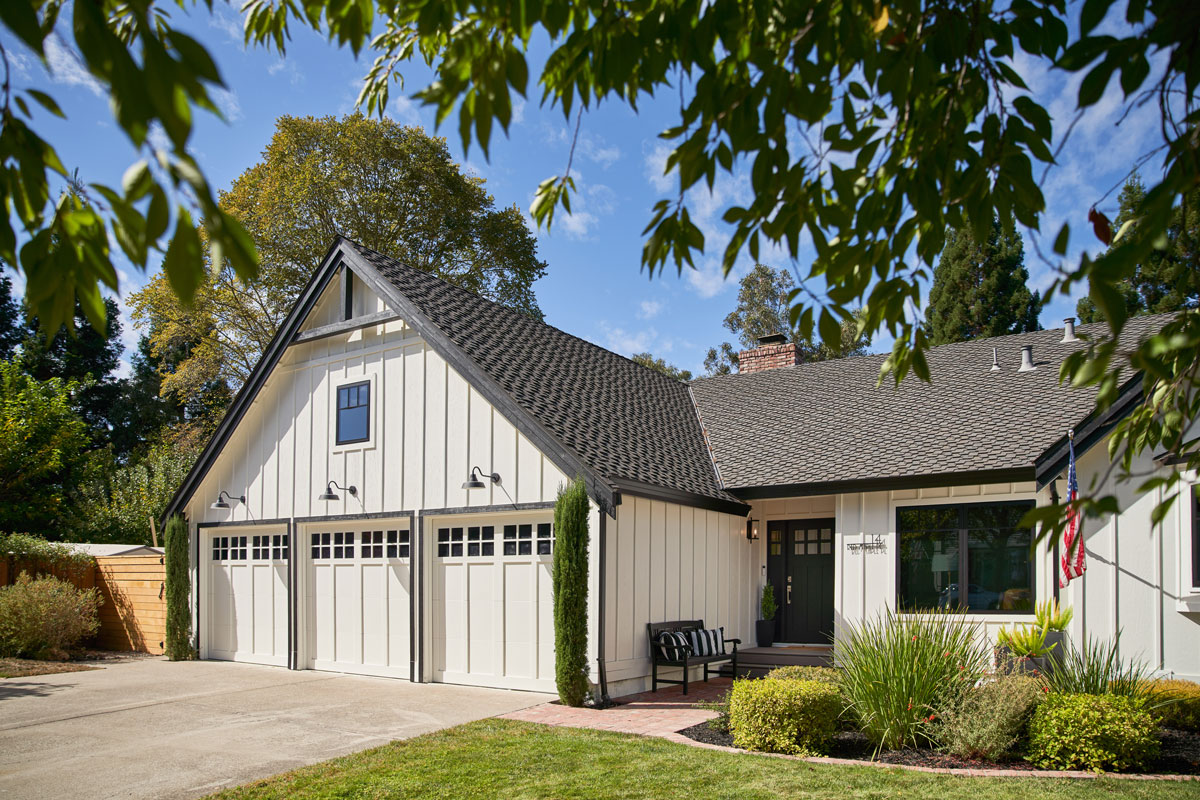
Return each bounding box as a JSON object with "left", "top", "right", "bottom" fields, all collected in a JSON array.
[{"left": 0, "top": 658, "right": 550, "bottom": 799}]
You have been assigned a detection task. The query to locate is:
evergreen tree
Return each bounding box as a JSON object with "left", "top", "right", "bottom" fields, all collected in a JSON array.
[
  {"left": 0, "top": 275, "right": 23, "bottom": 361},
  {"left": 1076, "top": 175, "right": 1200, "bottom": 323},
  {"left": 21, "top": 297, "right": 125, "bottom": 445},
  {"left": 552, "top": 478, "right": 590, "bottom": 706},
  {"left": 926, "top": 214, "right": 1042, "bottom": 345}
]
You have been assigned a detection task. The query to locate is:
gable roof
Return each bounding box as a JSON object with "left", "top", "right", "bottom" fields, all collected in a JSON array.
[
  {"left": 341, "top": 241, "right": 744, "bottom": 512},
  {"left": 164, "top": 238, "right": 747, "bottom": 524},
  {"left": 689, "top": 314, "right": 1171, "bottom": 497}
]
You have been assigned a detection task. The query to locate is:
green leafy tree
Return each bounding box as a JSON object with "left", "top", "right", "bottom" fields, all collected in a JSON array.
[
  {"left": 631, "top": 352, "right": 693, "bottom": 382},
  {"left": 164, "top": 514, "right": 194, "bottom": 661},
  {"left": 926, "top": 215, "right": 1042, "bottom": 345},
  {"left": 130, "top": 114, "right": 546, "bottom": 396},
  {"left": 705, "top": 265, "right": 870, "bottom": 375},
  {"left": 3, "top": 0, "right": 1200, "bottom": 544},
  {"left": 70, "top": 434, "right": 201, "bottom": 545},
  {"left": 0, "top": 360, "right": 91, "bottom": 533},
  {"left": 553, "top": 477, "right": 590, "bottom": 707},
  {"left": 1077, "top": 176, "right": 1200, "bottom": 324}
]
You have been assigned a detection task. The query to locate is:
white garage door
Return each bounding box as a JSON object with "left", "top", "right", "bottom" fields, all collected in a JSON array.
[
  {"left": 205, "top": 530, "right": 290, "bottom": 666},
  {"left": 307, "top": 523, "right": 412, "bottom": 678},
  {"left": 432, "top": 517, "right": 556, "bottom": 692}
]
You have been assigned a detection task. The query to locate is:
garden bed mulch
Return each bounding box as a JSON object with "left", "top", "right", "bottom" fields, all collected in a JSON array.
[
  {"left": 0, "top": 650, "right": 157, "bottom": 678},
  {"left": 677, "top": 722, "right": 1200, "bottom": 778}
]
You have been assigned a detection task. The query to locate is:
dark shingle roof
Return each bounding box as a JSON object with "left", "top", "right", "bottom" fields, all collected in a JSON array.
[
  {"left": 689, "top": 315, "right": 1171, "bottom": 490},
  {"left": 347, "top": 241, "right": 739, "bottom": 506}
]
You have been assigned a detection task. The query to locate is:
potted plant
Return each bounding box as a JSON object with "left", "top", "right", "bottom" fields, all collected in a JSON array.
[
  {"left": 756, "top": 583, "right": 778, "bottom": 647},
  {"left": 996, "top": 622, "right": 1055, "bottom": 674},
  {"left": 1035, "top": 599, "right": 1073, "bottom": 667}
]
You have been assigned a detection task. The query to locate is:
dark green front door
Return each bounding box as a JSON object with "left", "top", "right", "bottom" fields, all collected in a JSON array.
[{"left": 766, "top": 519, "right": 835, "bottom": 644}]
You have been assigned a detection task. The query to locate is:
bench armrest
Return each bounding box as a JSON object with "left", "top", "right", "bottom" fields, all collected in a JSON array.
[{"left": 725, "top": 637, "right": 740, "bottom": 654}]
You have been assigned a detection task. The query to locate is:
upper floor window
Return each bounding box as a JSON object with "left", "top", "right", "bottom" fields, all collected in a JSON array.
[
  {"left": 897, "top": 500, "right": 1035, "bottom": 614},
  {"left": 336, "top": 381, "right": 370, "bottom": 445}
]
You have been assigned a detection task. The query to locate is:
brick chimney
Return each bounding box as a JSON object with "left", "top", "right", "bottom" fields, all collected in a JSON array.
[{"left": 738, "top": 333, "right": 801, "bottom": 374}]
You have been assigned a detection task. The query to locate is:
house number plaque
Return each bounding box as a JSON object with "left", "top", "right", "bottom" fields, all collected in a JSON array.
[{"left": 846, "top": 535, "right": 886, "bottom": 554}]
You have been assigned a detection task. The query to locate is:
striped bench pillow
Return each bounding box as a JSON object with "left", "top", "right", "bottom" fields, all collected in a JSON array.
[
  {"left": 656, "top": 631, "right": 690, "bottom": 661},
  {"left": 688, "top": 627, "right": 725, "bottom": 657}
]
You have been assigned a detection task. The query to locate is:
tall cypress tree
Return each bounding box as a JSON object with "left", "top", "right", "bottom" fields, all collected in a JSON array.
[
  {"left": 926, "top": 214, "right": 1042, "bottom": 345},
  {"left": 552, "top": 477, "right": 590, "bottom": 706}
]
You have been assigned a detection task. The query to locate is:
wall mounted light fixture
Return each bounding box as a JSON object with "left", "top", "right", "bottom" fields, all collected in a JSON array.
[
  {"left": 462, "top": 466, "right": 501, "bottom": 490},
  {"left": 318, "top": 481, "right": 357, "bottom": 501},
  {"left": 746, "top": 517, "right": 759, "bottom": 541},
  {"left": 211, "top": 490, "right": 245, "bottom": 510}
]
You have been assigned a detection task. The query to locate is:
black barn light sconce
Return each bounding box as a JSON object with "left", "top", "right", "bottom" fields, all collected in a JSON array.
[
  {"left": 463, "top": 466, "right": 501, "bottom": 490},
  {"left": 746, "top": 517, "right": 760, "bottom": 541},
  {"left": 319, "top": 481, "right": 357, "bottom": 501},
  {"left": 211, "top": 490, "right": 245, "bottom": 510}
]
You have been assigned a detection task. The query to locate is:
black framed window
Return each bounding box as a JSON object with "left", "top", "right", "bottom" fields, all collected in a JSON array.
[
  {"left": 336, "top": 381, "right": 370, "bottom": 445},
  {"left": 898, "top": 501, "right": 1035, "bottom": 613}
]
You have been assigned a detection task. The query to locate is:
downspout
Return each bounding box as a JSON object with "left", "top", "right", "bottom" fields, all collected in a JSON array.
[
  {"left": 595, "top": 508, "right": 612, "bottom": 706},
  {"left": 1049, "top": 481, "right": 1060, "bottom": 605}
]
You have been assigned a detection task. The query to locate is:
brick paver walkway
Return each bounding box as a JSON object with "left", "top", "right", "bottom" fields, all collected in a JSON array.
[{"left": 501, "top": 678, "right": 730, "bottom": 746}]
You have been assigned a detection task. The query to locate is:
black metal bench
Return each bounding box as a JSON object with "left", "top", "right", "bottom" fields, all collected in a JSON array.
[{"left": 647, "top": 619, "right": 739, "bottom": 695}]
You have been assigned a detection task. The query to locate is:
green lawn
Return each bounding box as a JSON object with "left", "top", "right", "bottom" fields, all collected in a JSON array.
[{"left": 211, "top": 719, "right": 1197, "bottom": 799}]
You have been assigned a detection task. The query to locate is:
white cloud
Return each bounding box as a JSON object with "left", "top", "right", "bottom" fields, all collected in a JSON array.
[
  {"left": 268, "top": 59, "right": 304, "bottom": 86},
  {"left": 45, "top": 35, "right": 103, "bottom": 97},
  {"left": 586, "top": 184, "right": 617, "bottom": 215},
  {"left": 512, "top": 97, "right": 526, "bottom": 126},
  {"left": 209, "top": 7, "right": 245, "bottom": 42},
  {"left": 600, "top": 323, "right": 658, "bottom": 355},
  {"left": 638, "top": 299, "right": 663, "bottom": 319},
  {"left": 560, "top": 209, "right": 598, "bottom": 240},
  {"left": 146, "top": 123, "right": 171, "bottom": 153},
  {"left": 392, "top": 94, "right": 424, "bottom": 127},
  {"left": 212, "top": 88, "right": 242, "bottom": 122},
  {"left": 643, "top": 141, "right": 674, "bottom": 193},
  {"left": 540, "top": 121, "right": 621, "bottom": 168}
]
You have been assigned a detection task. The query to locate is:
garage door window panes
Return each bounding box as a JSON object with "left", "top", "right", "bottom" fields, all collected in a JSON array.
[
  {"left": 252, "top": 534, "right": 289, "bottom": 561},
  {"left": 309, "top": 532, "right": 357, "bottom": 559},
  {"left": 437, "top": 528, "right": 463, "bottom": 557},
  {"left": 212, "top": 536, "right": 247, "bottom": 561},
  {"left": 502, "top": 523, "right": 553, "bottom": 556}
]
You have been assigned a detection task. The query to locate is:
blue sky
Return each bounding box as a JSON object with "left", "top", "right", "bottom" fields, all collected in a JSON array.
[{"left": 2, "top": 3, "right": 1168, "bottom": 378}]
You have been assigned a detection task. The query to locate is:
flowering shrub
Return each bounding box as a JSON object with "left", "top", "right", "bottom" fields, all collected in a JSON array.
[
  {"left": 835, "top": 609, "right": 990, "bottom": 750},
  {"left": 1027, "top": 693, "right": 1158, "bottom": 772},
  {"left": 1150, "top": 679, "right": 1200, "bottom": 732}
]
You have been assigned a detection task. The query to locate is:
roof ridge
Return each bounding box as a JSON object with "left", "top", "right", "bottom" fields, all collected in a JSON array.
[{"left": 342, "top": 237, "right": 695, "bottom": 390}]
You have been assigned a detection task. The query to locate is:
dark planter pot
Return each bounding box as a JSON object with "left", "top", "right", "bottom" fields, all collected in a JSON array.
[
  {"left": 756, "top": 619, "right": 776, "bottom": 648},
  {"left": 995, "top": 644, "right": 1049, "bottom": 676},
  {"left": 1043, "top": 630, "right": 1066, "bottom": 672}
]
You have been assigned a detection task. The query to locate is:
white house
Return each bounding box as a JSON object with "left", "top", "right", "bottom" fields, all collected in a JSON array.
[{"left": 165, "top": 237, "right": 1200, "bottom": 696}]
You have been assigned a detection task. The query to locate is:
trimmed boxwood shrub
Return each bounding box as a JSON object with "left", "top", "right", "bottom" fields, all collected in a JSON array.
[
  {"left": 552, "top": 477, "right": 589, "bottom": 706},
  {"left": 1150, "top": 679, "right": 1200, "bottom": 732},
  {"left": 0, "top": 572, "right": 101, "bottom": 659},
  {"left": 1027, "top": 693, "right": 1159, "bottom": 772},
  {"left": 729, "top": 677, "right": 842, "bottom": 755}
]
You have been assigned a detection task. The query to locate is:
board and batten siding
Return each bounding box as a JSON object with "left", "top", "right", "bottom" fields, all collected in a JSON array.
[
  {"left": 1060, "top": 438, "right": 1200, "bottom": 681},
  {"left": 183, "top": 284, "right": 569, "bottom": 527},
  {"left": 598, "top": 495, "right": 754, "bottom": 695}
]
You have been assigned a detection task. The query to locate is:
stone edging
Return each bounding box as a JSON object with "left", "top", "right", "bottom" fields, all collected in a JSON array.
[{"left": 660, "top": 733, "right": 1199, "bottom": 781}]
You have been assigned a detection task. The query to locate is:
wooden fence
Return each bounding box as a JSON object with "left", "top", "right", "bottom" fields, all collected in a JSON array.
[{"left": 1, "top": 554, "right": 166, "bottom": 655}]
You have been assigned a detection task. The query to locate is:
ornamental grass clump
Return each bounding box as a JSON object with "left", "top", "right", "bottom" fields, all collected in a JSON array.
[
  {"left": 1041, "top": 634, "right": 1151, "bottom": 700},
  {"left": 1027, "top": 693, "right": 1159, "bottom": 772},
  {"left": 835, "top": 608, "right": 990, "bottom": 751},
  {"left": 728, "top": 677, "right": 842, "bottom": 756}
]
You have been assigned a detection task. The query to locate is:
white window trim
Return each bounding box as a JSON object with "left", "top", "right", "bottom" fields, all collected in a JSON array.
[
  {"left": 1177, "top": 472, "right": 1200, "bottom": 610},
  {"left": 331, "top": 372, "right": 378, "bottom": 453}
]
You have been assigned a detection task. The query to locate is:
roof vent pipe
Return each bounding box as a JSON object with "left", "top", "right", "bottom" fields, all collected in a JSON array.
[
  {"left": 991, "top": 347, "right": 1000, "bottom": 371},
  {"left": 1018, "top": 344, "right": 1037, "bottom": 372},
  {"left": 1062, "top": 317, "right": 1079, "bottom": 343}
]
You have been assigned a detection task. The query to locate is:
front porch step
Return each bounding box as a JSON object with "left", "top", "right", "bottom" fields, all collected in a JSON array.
[{"left": 723, "top": 645, "right": 834, "bottom": 679}]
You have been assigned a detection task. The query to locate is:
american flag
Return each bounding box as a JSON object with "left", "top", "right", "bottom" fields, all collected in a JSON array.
[{"left": 1060, "top": 436, "right": 1086, "bottom": 587}]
